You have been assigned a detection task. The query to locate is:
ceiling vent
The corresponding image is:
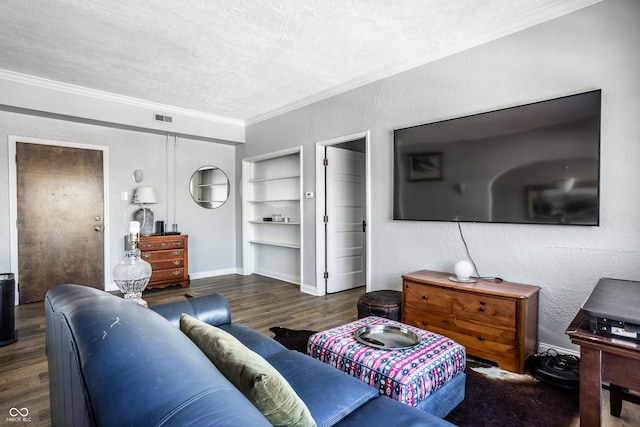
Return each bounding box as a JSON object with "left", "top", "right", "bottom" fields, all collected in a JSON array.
[{"left": 154, "top": 113, "right": 173, "bottom": 123}]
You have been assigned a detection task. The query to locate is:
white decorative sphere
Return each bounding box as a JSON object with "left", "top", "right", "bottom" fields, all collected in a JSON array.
[{"left": 454, "top": 260, "right": 474, "bottom": 280}]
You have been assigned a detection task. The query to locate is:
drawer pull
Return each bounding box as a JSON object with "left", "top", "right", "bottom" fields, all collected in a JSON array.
[
  {"left": 173, "top": 270, "right": 181, "bottom": 276},
  {"left": 160, "top": 243, "right": 168, "bottom": 248},
  {"left": 173, "top": 260, "right": 181, "bottom": 266},
  {"left": 479, "top": 306, "right": 486, "bottom": 312},
  {"left": 478, "top": 336, "right": 484, "bottom": 341},
  {"left": 142, "top": 243, "right": 152, "bottom": 248},
  {"left": 142, "top": 253, "right": 151, "bottom": 259},
  {"left": 421, "top": 321, "right": 428, "bottom": 326},
  {"left": 422, "top": 295, "right": 428, "bottom": 300},
  {"left": 172, "top": 242, "right": 181, "bottom": 246},
  {"left": 173, "top": 251, "right": 181, "bottom": 256}
]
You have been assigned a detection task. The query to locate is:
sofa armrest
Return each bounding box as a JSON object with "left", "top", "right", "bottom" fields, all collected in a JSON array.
[{"left": 151, "top": 293, "right": 232, "bottom": 327}]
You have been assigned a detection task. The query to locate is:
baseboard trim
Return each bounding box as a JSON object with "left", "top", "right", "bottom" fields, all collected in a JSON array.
[
  {"left": 537, "top": 341, "right": 580, "bottom": 358},
  {"left": 300, "top": 283, "right": 318, "bottom": 296},
  {"left": 189, "top": 268, "right": 238, "bottom": 280},
  {"left": 253, "top": 268, "right": 300, "bottom": 286}
]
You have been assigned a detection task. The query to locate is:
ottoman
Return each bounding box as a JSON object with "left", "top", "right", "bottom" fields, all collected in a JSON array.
[
  {"left": 308, "top": 316, "right": 466, "bottom": 417},
  {"left": 357, "top": 290, "right": 402, "bottom": 321}
]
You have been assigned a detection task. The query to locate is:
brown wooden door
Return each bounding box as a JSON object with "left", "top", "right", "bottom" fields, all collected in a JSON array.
[{"left": 16, "top": 143, "right": 105, "bottom": 303}]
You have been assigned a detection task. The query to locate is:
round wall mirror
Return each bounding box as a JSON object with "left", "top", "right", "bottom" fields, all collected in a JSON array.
[{"left": 189, "top": 166, "right": 230, "bottom": 209}]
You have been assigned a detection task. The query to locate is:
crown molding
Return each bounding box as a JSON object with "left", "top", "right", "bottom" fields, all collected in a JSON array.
[
  {"left": 245, "top": 0, "right": 603, "bottom": 126},
  {"left": 0, "top": 68, "right": 245, "bottom": 128}
]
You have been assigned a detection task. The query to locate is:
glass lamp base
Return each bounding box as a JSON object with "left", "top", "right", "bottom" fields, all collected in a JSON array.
[
  {"left": 113, "top": 248, "right": 152, "bottom": 308},
  {"left": 122, "top": 292, "right": 148, "bottom": 307}
]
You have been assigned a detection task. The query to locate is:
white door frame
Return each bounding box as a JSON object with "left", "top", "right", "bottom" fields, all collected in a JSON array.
[
  {"left": 8, "top": 135, "right": 110, "bottom": 304},
  {"left": 315, "top": 131, "right": 371, "bottom": 296}
]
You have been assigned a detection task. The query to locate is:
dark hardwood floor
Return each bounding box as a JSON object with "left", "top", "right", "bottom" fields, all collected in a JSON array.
[{"left": 0, "top": 274, "right": 364, "bottom": 427}]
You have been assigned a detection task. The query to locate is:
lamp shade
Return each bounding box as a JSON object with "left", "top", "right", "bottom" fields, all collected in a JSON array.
[{"left": 133, "top": 186, "right": 157, "bottom": 204}]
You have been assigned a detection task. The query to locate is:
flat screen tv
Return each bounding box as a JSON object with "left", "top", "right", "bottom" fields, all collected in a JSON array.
[{"left": 393, "top": 90, "right": 601, "bottom": 225}]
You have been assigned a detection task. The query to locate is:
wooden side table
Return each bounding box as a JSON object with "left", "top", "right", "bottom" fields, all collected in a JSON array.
[{"left": 566, "top": 310, "right": 640, "bottom": 427}]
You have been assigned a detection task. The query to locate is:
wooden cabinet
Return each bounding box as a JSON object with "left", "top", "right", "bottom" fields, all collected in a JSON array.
[
  {"left": 138, "top": 234, "right": 189, "bottom": 289},
  {"left": 242, "top": 147, "right": 302, "bottom": 285},
  {"left": 402, "top": 270, "right": 539, "bottom": 373}
]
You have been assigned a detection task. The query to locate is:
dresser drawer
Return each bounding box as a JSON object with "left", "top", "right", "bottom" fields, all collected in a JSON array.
[
  {"left": 403, "top": 281, "right": 452, "bottom": 313},
  {"left": 451, "top": 292, "right": 516, "bottom": 329},
  {"left": 151, "top": 268, "right": 185, "bottom": 282},
  {"left": 141, "top": 249, "right": 184, "bottom": 262},
  {"left": 404, "top": 306, "right": 516, "bottom": 345},
  {"left": 139, "top": 239, "right": 184, "bottom": 251},
  {"left": 148, "top": 259, "right": 185, "bottom": 270},
  {"left": 453, "top": 331, "right": 517, "bottom": 368}
]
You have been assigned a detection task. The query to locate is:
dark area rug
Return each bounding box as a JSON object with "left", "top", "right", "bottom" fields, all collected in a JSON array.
[
  {"left": 270, "top": 327, "right": 579, "bottom": 427},
  {"left": 269, "top": 326, "right": 316, "bottom": 354}
]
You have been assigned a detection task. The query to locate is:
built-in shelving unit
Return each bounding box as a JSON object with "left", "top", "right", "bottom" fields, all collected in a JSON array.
[{"left": 242, "top": 147, "right": 303, "bottom": 285}]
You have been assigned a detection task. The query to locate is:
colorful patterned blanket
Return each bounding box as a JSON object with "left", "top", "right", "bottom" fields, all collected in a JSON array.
[{"left": 308, "top": 316, "right": 466, "bottom": 407}]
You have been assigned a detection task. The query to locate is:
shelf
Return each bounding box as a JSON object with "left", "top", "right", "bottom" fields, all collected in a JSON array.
[
  {"left": 248, "top": 198, "right": 300, "bottom": 203},
  {"left": 195, "top": 183, "right": 227, "bottom": 188},
  {"left": 249, "top": 220, "right": 300, "bottom": 225},
  {"left": 249, "top": 175, "right": 300, "bottom": 184},
  {"left": 249, "top": 240, "right": 300, "bottom": 249}
]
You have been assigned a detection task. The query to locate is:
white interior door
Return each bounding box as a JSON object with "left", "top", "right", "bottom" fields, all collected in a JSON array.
[{"left": 325, "top": 146, "right": 366, "bottom": 293}]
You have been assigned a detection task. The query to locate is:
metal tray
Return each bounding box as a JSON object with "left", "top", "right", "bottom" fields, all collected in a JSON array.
[{"left": 354, "top": 324, "right": 421, "bottom": 350}]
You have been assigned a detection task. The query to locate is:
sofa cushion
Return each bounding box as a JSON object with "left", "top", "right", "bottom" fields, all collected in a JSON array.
[
  {"left": 180, "top": 314, "right": 316, "bottom": 427},
  {"left": 267, "top": 350, "right": 379, "bottom": 427}
]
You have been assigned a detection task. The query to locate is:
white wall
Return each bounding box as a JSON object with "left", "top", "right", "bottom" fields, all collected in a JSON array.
[
  {"left": 240, "top": 0, "right": 640, "bottom": 352},
  {"left": 0, "top": 110, "right": 237, "bottom": 292}
]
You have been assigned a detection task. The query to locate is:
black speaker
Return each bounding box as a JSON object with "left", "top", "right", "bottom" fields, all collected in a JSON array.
[{"left": 531, "top": 350, "right": 580, "bottom": 390}]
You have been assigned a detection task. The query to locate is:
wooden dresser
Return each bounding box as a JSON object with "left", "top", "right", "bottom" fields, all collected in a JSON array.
[
  {"left": 138, "top": 234, "right": 189, "bottom": 289},
  {"left": 402, "top": 270, "right": 539, "bottom": 373}
]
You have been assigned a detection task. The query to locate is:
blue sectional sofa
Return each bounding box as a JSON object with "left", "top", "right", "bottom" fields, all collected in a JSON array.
[{"left": 45, "top": 284, "right": 459, "bottom": 426}]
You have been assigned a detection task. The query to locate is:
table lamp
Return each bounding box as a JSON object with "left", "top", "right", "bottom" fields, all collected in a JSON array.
[
  {"left": 132, "top": 186, "right": 157, "bottom": 235},
  {"left": 113, "top": 221, "right": 152, "bottom": 306}
]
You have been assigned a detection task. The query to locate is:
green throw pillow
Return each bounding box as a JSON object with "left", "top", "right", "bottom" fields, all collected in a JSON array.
[{"left": 180, "top": 314, "right": 316, "bottom": 427}]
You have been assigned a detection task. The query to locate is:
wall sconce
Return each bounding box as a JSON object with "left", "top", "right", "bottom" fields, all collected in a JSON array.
[
  {"left": 133, "top": 169, "right": 144, "bottom": 183},
  {"left": 132, "top": 186, "right": 157, "bottom": 235}
]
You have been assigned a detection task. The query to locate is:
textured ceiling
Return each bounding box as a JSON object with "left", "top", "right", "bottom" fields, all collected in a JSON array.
[{"left": 0, "top": 1, "right": 598, "bottom": 123}]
